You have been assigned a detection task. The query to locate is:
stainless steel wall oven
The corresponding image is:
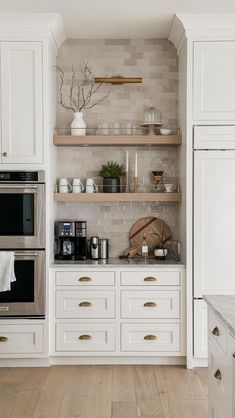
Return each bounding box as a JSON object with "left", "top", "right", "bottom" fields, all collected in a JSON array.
[
  {"left": 0, "top": 171, "right": 45, "bottom": 318},
  {"left": 0, "top": 171, "right": 45, "bottom": 249},
  {"left": 0, "top": 250, "right": 45, "bottom": 317}
]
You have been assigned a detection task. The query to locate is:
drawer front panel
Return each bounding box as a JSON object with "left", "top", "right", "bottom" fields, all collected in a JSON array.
[
  {"left": 121, "top": 290, "right": 180, "bottom": 319},
  {"left": 56, "top": 290, "right": 115, "bottom": 319},
  {"left": 56, "top": 323, "right": 115, "bottom": 352},
  {"left": 0, "top": 324, "right": 43, "bottom": 354},
  {"left": 56, "top": 271, "right": 115, "bottom": 286},
  {"left": 121, "top": 271, "right": 180, "bottom": 286},
  {"left": 208, "top": 338, "right": 228, "bottom": 414},
  {"left": 208, "top": 310, "right": 227, "bottom": 353},
  {"left": 121, "top": 323, "right": 180, "bottom": 352}
]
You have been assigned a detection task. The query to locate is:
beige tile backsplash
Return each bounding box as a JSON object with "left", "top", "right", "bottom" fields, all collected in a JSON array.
[{"left": 56, "top": 39, "right": 179, "bottom": 257}]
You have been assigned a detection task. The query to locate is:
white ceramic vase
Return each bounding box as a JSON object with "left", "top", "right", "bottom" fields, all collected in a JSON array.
[
  {"left": 71, "top": 112, "right": 86, "bottom": 136},
  {"left": 154, "top": 248, "right": 168, "bottom": 259}
]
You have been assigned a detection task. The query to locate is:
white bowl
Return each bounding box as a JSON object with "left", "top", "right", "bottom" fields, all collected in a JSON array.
[{"left": 160, "top": 128, "right": 172, "bottom": 135}]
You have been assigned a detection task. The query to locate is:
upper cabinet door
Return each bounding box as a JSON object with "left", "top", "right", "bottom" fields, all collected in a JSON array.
[
  {"left": 194, "top": 151, "right": 235, "bottom": 297},
  {"left": 194, "top": 126, "right": 235, "bottom": 149},
  {"left": 1, "top": 42, "right": 43, "bottom": 164},
  {"left": 193, "top": 42, "right": 235, "bottom": 121}
]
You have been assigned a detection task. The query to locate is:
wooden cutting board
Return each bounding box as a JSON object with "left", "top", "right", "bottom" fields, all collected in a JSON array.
[{"left": 126, "top": 216, "right": 172, "bottom": 257}]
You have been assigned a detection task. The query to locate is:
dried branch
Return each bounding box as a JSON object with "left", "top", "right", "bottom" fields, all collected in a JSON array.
[{"left": 57, "top": 62, "right": 110, "bottom": 113}]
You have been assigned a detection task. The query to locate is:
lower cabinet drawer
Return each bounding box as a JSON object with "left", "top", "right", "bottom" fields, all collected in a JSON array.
[
  {"left": 208, "top": 310, "right": 227, "bottom": 354},
  {"left": 121, "top": 290, "right": 180, "bottom": 319},
  {"left": 208, "top": 337, "right": 229, "bottom": 414},
  {"left": 56, "top": 271, "right": 115, "bottom": 286},
  {"left": 56, "top": 290, "right": 115, "bottom": 319},
  {"left": 121, "top": 270, "right": 180, "bottom": 286},
  {"left": 121, "top": 323, "right": 180, "bottom": 352},
  {"left": 56, "top": 323, "right": 115, "bottom": 352},
  {"left": 0, "top": 324, "right": 44, "bottom": 354}
]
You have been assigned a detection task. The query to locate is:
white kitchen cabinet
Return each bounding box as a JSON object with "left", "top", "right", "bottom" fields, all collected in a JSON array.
[
  {"left": 50, "top": 266, "right": 186, "bottom": 361},
  {"left": 194, "top": 126, "right": 235, "bottom": 150},
  {"left": 0, "top": 42, "right": 43, "bottom": 164},
  {"left": 193, "top": 42, "right": 235, "bottom": 121},
  {"left": 0, "top": 323, "right": 44, "bottom": 355},
  {"left": 194, "top": 151, "right": 235, "bottom": 297},
  {"left": 194, "top": 300, "right": 208, "bottom": 358}
]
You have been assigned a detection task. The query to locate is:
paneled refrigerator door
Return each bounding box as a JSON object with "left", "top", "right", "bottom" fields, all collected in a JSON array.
[{"left": 194, "top": 150, "right": 235, "bottom": 298}]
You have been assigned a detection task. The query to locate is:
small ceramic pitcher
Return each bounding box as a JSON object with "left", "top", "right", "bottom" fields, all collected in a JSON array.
[
  {"left": 72, "top": 178, "right": 84, "bottom": 193},
  {"left": 86, "top": 178, "right": 98, "bottom": 193},
  {"left": 59, "top": 178, "right": 72, "bottom": 193}
]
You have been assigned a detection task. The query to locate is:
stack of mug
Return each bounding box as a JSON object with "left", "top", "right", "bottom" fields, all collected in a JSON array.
[{"left": 59, "top": 178, "right": 98, "bottom": 194}]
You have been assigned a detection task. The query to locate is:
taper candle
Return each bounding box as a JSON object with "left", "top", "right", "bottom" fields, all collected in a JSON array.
[
  {"left": 134, "top": 152, "right": 138, "bottom": 177},
  {"left": 126, "top": 151, "right": 129, "bottom": 172}
]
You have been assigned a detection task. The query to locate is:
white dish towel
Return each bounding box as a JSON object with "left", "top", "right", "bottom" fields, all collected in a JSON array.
[{"left": 0, "top": 252, "right": 16, "bottom": 292}]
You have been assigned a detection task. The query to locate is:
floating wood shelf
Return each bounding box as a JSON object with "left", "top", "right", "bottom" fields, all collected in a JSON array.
[
  {"left": 54, "top": 192, "right": 181, "bottom": 202},
  {"left": 53, "top": 135, "right": 181, "bottom": 147},
  {"left": 94, "top": 76, "right": 142, "bottom": 84}
]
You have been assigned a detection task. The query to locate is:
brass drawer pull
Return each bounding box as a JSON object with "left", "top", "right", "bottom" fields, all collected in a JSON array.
[
  {"left": 144, "top": 302, "right": 157, "bottom": 308},
  {"left": 0, "top": 336, "right": 8, "bottom": 342},
  {"left": 212, "top": 326, "right": 220, "bottom": 336},
  {"left": 79, "top": 334, "right": 92, "bottom": 341},
  {"left": 233, "top": 352, "right": 235, "bottom": 359},
  {"left": 214, "top": 369, "right": 222, "bottom": 381},
  {"left": 79, "top": 301, "right": 92, "bottom": 307},
  {"left": 144, "top": 335, "right": 157, "bottom": 341},
  {"left": 144, "top": 277, "right": 157, "bottom": 282},
  {"left": 79, "top": 276, "right": 92, "bottom": 282}
]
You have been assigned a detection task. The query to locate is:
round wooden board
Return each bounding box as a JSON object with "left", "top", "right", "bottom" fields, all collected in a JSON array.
[{"left": 128, "top": 216, "right": 172, "bottom": 256}]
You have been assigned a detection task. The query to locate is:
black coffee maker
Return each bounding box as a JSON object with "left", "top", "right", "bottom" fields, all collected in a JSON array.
[{"left": 55, "top": 221, "right": 87, "bottom": 260}]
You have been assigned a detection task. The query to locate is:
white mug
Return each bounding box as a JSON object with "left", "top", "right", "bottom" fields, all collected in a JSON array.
[
  {"left": 86, "top": 178, "right": 98, "bottom": 193},
  {"left": 72, "top": 178, "right": 84, "bottom": 193},
  {"left": 59, "top": 178, "right": 72, "bottom": 193}
]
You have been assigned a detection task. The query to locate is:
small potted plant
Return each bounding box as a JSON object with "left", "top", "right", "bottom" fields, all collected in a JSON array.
[
  {"left": 152, "top": 226, "right": 172, "bottom": 260},
  {"left": 99, "top": 161, "right": 125, "bottom": 193}
]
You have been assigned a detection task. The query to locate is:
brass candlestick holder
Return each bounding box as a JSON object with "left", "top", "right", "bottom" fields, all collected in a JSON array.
[
  {"left": 133, "top": 176, "right": 140, "bottom": 193},
  {"left": 124, "top": 172, "right": 129, "bottom": 193}
]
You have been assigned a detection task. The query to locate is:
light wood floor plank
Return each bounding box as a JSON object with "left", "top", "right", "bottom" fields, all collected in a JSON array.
[
  {"left": 134, "top": 365, "right": 164, "bottom": 417},
  {"left": 195, "top": 368, "right": 209, "bottom": 395},
  {"left": 111, "top": 401, "right": 138, "bottom": 418},
  {"left": 10, "top": 390, "right": 41, "bottom": 418},
  {"left": 3, "top": 367, "right": 29, "bottom": 383},
  {"left": 112, "top": 365, "right": 136, "bottom": 402},
  {"left": 21, "top": 367, "right": 50, "bottom": 391},
  {"left": 157, "top": 380, "right": 190, "bottom": 418},
  {"left": 32, "top": 366, "right": 71, "bottom": 418},
  {"left": 185, "top": 400, "right": 208, "bottom": 418},
  {"left": 0, "top": 382, "right": 21, "bottom": 418}
]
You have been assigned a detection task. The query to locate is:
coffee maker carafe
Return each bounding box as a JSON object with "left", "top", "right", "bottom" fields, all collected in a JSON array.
[{"left": 55, "top": 221, "right": 87, "bottom": 260}]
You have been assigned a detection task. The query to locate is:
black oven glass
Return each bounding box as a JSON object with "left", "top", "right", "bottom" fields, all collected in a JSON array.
[
  {"left": 0, "top": 260, "right": 34, "bottom": 303},
  {"left": 0, "top": 194, "right": 34, "bottom": 236}
]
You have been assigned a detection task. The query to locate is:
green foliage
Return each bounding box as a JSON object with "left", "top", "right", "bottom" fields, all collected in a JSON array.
[{"left": 99, "top": 161, "right": 125, "bottom": 178}]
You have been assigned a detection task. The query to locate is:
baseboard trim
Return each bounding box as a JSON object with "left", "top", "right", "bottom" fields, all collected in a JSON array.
[
  {"left": 0, "top": 358, "right": 50, "bottom": 367},
  {"left": 49, "top": 356, "right": 186, "bottom": 365}
]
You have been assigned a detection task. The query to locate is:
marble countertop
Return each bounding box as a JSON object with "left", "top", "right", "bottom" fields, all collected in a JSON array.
[
  {"left": 51, "top": 257, "right": 185, "bottom": 268},
  {"left": 204, "top": 295, "right": 235, "bottom": 338}
]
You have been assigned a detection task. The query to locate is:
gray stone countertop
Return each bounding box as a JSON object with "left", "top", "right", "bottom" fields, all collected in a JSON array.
[
  {"left": 51, "top": 257, "right": 185, "bottom": 268},
  {"left": 204, "top": 295, "right": 235, "bottom": 338}
]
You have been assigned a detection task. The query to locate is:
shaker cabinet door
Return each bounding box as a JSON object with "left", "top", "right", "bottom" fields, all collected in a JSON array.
[
  {"left": 193, "top": 42, "right": 235, "bottom": 121},
  {"left": 194, "top": 151, "right": 235, "bottom": 297},
  {"left": 1, "top": 42, "right": 43, "bottom": 164}
]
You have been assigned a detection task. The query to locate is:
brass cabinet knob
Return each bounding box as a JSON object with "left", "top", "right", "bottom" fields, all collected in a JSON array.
[
  {"left": 79, "top": 276, "right": 92, "bottom": 282},
  {"left": 144, "top": 302, "right": 157, "bottom": 308},
  {"left": 79, "top": 335, "right": 92, "bottom": 341},
  {"left": 144, "top": 277, "right": 157, "bottom": 282},
  {"left": 0, "top": 336, "right": 8, "bottom": 342},
  {"left": 212, "top": 326, "right": 220, "bottom": 336},
  {"left": 79, "top": 301, "right": 92, "bottom": 307},
  {"left": 232, "top": 352, "right": 235, "bottom": 359},
  {"left": 2, "top": 152, "right": 7, "bottom": 157},
  {"left": 144, "top": 335, "right": 157, "bottom": 341},
  {"left": 214, "top": 369, "right": 222, "bottom": 381}
]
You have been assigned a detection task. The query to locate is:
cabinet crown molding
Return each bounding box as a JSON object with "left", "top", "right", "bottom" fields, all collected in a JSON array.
[
  {"left": 169, "top": 14, "right": 235, "bottom": 53},
  {"left": 0, "top": 13, "right": 66, "bottom": 51}
]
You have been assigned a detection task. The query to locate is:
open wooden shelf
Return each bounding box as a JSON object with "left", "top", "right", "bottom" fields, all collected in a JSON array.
[
  {"left": 53, "top": 135, "right": 181, "bottom": 147},
  {"left": 54, "top": 192, "right": 181, "bottom": 202}
]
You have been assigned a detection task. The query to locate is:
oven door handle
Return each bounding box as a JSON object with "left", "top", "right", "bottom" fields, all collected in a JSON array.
[
  {"left": 0, "top": 185, "right": 38, "bottom": 189},
  {"left": 14, "top": 252, "right": 38, "bottom": 257}
]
